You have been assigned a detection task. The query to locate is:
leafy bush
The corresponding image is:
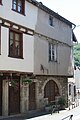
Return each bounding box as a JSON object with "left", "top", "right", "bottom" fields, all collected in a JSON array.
[{"left": 74, "top": 43, "right": 80, "bottom": 67}]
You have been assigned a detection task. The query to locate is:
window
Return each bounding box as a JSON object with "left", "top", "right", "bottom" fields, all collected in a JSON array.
[
  {"left": 49, "top": 43, "right": 57, "bottom": 61},
  {"left": 69, "top": 84, "right": 71, "bottom": 95},
  {"left": 9, "top": 29, "right": 23, "bottom": 58},
  {"left": 0, "top": 0, "right": 2, "bottom": 4},
  {"left": 74, "top": 86, "right": 76, "bottom": 96},
  {"left": 12, "top": 0, "right": 25, "bottom": 14},
  {"left": 49, "top": 16, "right": 53, "bottom": 26}
]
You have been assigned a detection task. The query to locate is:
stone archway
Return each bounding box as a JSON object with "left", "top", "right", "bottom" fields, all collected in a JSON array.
[
  {"left": 44, "top": 80, "right": 59, "bottom": 103},
  {"left": 42, "top": 77, "right": 62, "bottom": 102}
]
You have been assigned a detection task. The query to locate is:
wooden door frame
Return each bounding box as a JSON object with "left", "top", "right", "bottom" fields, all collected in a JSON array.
[{"left": 8, "top": 77, "right": 20, "bottom": 115}]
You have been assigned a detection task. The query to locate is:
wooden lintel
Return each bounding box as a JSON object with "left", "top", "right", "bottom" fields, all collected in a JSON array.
[
  {"left": 0, "top": 70, "right": 33, "bottom": 77},
  {"left": 0, "top": 17, "right": 34, "bottom": 36}
]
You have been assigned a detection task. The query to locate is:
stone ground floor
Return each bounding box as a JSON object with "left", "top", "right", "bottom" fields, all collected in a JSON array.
[{"left": 0, "top": 72, "right": 68, "bottom": 116}]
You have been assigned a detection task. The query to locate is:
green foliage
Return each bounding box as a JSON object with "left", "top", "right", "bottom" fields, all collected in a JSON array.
[
  {"left": 74, "top": 43, "right": 80, "bottom": 67},
  {"left": 58, "top": 97, "right": 66, "bottom": 106},
  {"left": 22, "top": 78, "right": 32, "bottom": 85}
]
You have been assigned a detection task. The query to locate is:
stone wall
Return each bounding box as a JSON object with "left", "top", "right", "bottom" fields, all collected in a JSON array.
[{"left": 20, "top": 76, "right": 68, "bottom": 112}]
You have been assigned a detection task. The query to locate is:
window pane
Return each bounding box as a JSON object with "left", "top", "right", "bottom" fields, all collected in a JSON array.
[
  {"left": 9, "top": 30, "right": 22, "bottom": 58},
  {"left": 10, "top": 32, "right": 13, "bottom": 40},
  {"left": 13, "top": 4, "right": 16, "bottom": 10},
  {"left": 10, "top": 40, "right": 14, "bottom": 56},
  {"left": 18, "top": 0, "right": 21, "bottom": 5},
  {"left": 15, "top": 41, "right": 20, "bottom": 56},
  {"left": 52, "top": 55, "right": 54, "bottom": 60},
  {"left": 18, "top": 0, "right": 22, "bottom": 12},
  {"left": 18, "top": 6, "right": 21, "bottom": 12},
  {"left": 15, "top": 33, "right": 19, "bottom": 41},
  {"left": 10, "top": 32, "right": 14, "bottom": 56},
  {"left": 49, "top": 16, "right": 53, "bottom": 26},
  {"left": 12, "top": 0, "right": 17, "bottom": 10},
  {"left": 49, "top": 43, "right": 56, "bottom": 61},
  {"left": 13, "top": 0, "right": 16, "bottom": 4},
  {"left": 49, "top": 43, "right": 51, "bottom": 61}
]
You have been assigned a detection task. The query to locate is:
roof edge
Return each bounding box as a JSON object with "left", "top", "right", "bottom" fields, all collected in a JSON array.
[{"left": 27, "top": 0, "right": 76, "bottom": 27}]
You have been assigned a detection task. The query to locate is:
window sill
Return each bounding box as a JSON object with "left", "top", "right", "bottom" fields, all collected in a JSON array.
[
  {"left": 49, "top": 24, "right": 55, "bottom": 28},
  {"left": 12, "top": 9, "right": 26, "bottom": 16},
  {"left": 49, "top": 60, "right": 57, "bottom": 63},
  {"left": 8, "top": 55, "right": 24, "bottom": 59}
]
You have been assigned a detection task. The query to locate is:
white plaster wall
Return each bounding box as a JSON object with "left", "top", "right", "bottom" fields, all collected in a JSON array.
[
  {"left": 2, "top": 80, "right": 8, "bottom": 116},
  {"left": 34, "top": 8, "right": 73, "bottom": 76},
  {"left": 75, "top": 69, "right": 80, "bottom": 89},
  {"left": 0, "top": 26, "right": 34, "bottom": 72},
  {"left": 35, "top": 9, "right": 73, "bottom": 46},
  {"left": 34, "top": 35, "right": 73, "bottom": 76},
  {"left": 0, "top": 0, "right": 38, "bottom": 29}
]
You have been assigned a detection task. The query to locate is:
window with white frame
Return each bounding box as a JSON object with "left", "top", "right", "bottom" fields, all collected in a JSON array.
[
  {"left": 49, "top": 43, "right": 57, "bottom": 61},
  {"left": 49, "top": 15, "right": 53, "bottom": 26}
]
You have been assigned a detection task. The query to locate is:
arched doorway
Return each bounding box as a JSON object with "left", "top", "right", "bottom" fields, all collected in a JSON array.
[{"left": 44, "top": 80, "right": 59, "bottom": 103}]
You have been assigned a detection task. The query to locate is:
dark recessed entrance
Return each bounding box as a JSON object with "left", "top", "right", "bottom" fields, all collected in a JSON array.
[
  {"left": 44, "top": 80, "right": 59, "bottom": 103},
  {"left": 0, "top": 80, "right": 2, "bottom": 115},
  {"left": 29, "top": 82, "right": 36, "bottom": 110},
  {"left": 9, "top": 77, "right": 20, "bottom": 115}
]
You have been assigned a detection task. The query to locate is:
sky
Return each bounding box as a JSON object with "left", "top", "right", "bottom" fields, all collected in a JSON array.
[{"left": 37, "top": 0, "right": 80, "bottom": 43}]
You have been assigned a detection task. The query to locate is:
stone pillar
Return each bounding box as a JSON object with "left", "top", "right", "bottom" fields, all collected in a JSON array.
[
  {"left": 36, "top": 81, "right": 40, "bottom": 109},
  {"left": 20, "top": 77, "right": 29, "bottom": 113},
  {"left": 20, "top": 77, "right": 24, "bottom": 113},
  {"left": 2, "top": 80, "right": 8, "bottom": 116}
]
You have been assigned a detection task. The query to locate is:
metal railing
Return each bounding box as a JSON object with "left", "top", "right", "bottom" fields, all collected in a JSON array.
[{"left": 61, "top": 115, "right": 73, "bottom": 120}]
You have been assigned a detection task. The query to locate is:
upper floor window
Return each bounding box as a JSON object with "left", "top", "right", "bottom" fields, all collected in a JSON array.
[
  {"left": 12, "top": 0, "right": 25, "bottom": 14},
  {"left": 9, "top": 29, "right": 23, "bottom": 58},
  {"left": 49, "top": 43, "right": 57, "bottom": 61},
  {"left": 0, "top": 0, "right": 2, "bottom": 5},
  {"left": 49, "top": 16, "right": 53, "bottom": 27}
]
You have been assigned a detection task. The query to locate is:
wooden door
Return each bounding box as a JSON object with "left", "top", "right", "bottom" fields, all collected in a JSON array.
[
  {"left": 44, "top": 80, "right": 59, "bottom": 103},
  {"left": 0, "top": 80, "right": 2, "bottom": 115},
  {"left": 9, "top": 78, "right": 20, "bottom": 115},
  {"left": 29, "top": 82, "right": 36, "bottom": 110}
]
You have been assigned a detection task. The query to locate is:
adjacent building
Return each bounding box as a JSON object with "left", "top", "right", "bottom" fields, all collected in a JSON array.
[
  {"left": 0, "top": 0, "right": 76, "bottom": 116},
  {"left": 75, "top": 67, "right": 80, "bottom": 99}
]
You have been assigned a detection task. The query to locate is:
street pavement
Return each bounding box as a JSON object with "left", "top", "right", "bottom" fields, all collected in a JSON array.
[
  {"left": 0, "top": 105, "right": 80, "bottom": 120},
  {"left": 27, "top": 106, "right": 80, "bottom": 120}
]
